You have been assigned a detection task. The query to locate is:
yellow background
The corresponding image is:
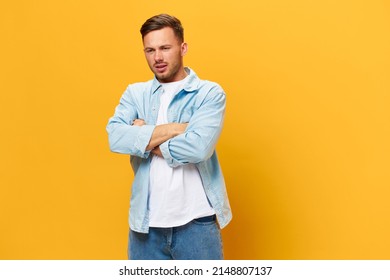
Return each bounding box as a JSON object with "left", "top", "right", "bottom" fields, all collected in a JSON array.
[{"left": 1, "top": 0, "right": 389, "bottom": 259}]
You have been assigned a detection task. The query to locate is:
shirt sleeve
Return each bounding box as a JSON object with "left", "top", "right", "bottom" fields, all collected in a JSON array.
[
  {"left": 159, "top": 85, "right": 226, "bottom": 167},
  {"left": 106, "top": 85, "right": 155, "bottom": 158}
]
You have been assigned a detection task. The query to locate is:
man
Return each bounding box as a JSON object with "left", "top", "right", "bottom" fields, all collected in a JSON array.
[{"left": 106, "top": 14, "right": 232, "bottom": 260}]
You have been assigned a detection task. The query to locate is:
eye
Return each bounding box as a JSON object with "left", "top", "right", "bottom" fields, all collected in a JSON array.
[
  {"left": 145, "top": 49, "right": 154, "bottom": 54},
  {"left": 162, "top": 46, "right": 171, "bottom": 51}
]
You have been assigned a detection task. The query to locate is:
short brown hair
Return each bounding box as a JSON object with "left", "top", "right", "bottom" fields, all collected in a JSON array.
[{"left": 140, "top": 14, "right": 184, "bottom": 42}]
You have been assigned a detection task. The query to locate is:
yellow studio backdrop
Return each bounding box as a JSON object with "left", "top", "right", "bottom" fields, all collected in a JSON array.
[{"left": 1, "top": 0, "right": 389, "bottom": 259}]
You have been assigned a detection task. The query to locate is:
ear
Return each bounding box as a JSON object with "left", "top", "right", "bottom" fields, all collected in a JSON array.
[{"left": 181, "top": 42, "right": 188, "bottom": 56}]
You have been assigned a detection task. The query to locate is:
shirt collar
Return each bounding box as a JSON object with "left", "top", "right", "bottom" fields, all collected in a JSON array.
[{"left": 151, "top": 67, "right": 200, "bottom": 94}]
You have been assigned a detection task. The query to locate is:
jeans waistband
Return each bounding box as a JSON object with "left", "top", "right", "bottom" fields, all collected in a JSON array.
[{"left": 193, "top": 214, "right": 216, "bottom": 223}]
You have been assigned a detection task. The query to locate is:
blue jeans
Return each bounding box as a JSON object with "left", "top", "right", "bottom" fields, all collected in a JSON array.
[{"left": 128, "top": 215, "right": 223, "bottom": 260}]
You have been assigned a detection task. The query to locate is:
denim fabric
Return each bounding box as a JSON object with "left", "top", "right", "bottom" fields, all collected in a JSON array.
[
  {"left": 128, "top": 215, "right": 223, "bottom": 260},
  {"left": 107, "top": 67, "right": 232, "bottom": 233}
]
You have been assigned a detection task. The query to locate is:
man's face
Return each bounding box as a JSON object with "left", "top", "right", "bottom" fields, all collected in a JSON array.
[{"left": 143, "top": 27, "right": 187, "bottom": 83}]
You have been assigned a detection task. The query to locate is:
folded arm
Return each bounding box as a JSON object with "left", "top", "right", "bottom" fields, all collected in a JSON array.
[
  {"left": 145, "top": 122, "right": 188, "bottom": 151},
  {"left": 159, "top": 87, "right": 226, "bottom": 168},
  {"left": 132, "top": 119, "right": 187, "bottom": 154},
  {"left": 106, "top": 87, "right": 187, "bottom": 158},
  {"left": 106, "top": 89, "right": 154, "bottom": 158}
]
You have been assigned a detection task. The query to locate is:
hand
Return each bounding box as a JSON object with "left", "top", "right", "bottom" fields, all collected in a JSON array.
[
  {"left": 173, "top": 123, "right": 188, "bottom": 136},
  {"left": 180, "top": 122, "right": 189, "bottom": 131},
  {"left": 132, "top": 119, "right": 146, "bottom": 126},
  {"left": 151, "top": 146, "right": 163, "bottom": 157}
]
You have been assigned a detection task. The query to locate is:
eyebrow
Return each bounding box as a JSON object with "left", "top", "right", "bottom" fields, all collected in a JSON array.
[{"left": 144, "top": 44, "right": 173, "bottom": 51}]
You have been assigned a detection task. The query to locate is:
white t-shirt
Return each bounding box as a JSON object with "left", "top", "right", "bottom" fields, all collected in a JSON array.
[{"left": 148, "top": 78, "right": 215, "bottom": 227}]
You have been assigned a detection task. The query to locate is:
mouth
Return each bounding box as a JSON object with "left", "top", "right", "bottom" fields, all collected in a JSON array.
[{"left": 154, "top": 63, "right": 167, "bottom": 73}]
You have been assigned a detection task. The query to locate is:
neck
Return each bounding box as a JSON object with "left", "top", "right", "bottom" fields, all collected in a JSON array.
[{"left": 174, "top": 67, "right": 188, "bottom": 81}]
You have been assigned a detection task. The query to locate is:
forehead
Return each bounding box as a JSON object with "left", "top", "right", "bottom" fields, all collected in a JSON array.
[{"left": 142, "top": 27, "right": 180, "bottom": 47}]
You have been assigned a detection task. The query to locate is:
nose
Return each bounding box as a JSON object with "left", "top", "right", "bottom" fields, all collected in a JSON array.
[{"left": 154, "top": 50, "right": 163, "bottom": 62}]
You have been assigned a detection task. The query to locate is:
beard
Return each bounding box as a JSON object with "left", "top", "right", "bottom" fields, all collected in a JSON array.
[{"left": 150, "top": 59, "right": 183, "bottom": 83}]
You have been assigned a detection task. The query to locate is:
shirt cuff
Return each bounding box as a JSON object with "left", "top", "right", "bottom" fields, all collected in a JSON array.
[
  {"left": 135, "top": 124, "right": 155, "bottom": 156},
  {"left": 159, "top": 140, "right": 176, "bottom": 167}
]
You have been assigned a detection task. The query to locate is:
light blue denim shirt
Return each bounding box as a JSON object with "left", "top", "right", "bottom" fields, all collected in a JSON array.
[{"left": 106, "top": 67, "right": 232, "bottom": 233}]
